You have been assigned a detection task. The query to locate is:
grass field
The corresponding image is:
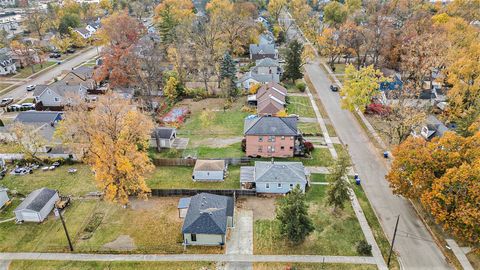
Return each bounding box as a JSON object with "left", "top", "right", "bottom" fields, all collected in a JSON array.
[
  {"left": 1, "top": 164, "right": 97, "bottom": 196},
  {"left": 13, "top": 62, "right": 56, "bottom": 78},
  {"left": 254, "top": 263, "right": 376, "bottom": 270},
  {"left": 191, "top": 142, "right": 244, "bottom": 159},
  {"left": 310, "top": 173, "right": 327, "bottom": 182},
  {"left": 287, "top": 96, "right": 316, "bottom": 118},
  {"left": 147, "top": 166, "right": 240, "bottom": 189},
  {"left": 254, "top": 185, "right": 365, "bottom": 256},
  {"left": 0, "top": 83, "right": 12, "bottom": 91},
  {"left": 282, "top": 148, "right": 333, "bottom": 167},
  {"left": 299, "top": 122, "right": 322, "bottom": 136},
  {"left": 9, "top": 261, "right": 216, "bottom": 270}
]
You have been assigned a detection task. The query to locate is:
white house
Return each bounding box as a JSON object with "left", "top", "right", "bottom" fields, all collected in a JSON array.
[
  {"left": 14, "top": 188, "right": 59, "bottom": 223},
  {"left": 192, "top": 160, "right": 227, "bottom": 181},
  {"left": 74, "top": 27, "right": 92, "bottom": 39},
  {"left": 0, "top": 188, "right": 9, "bottom": 209},
  {"left": 151, "top": 127, "right": 177, "bottom": 150},
  {"left": 33, "top": 82, "right": 87, "bottom": 109},
  {"left": 0, "top": 50, "right": 16, "bottom": 75},
  {"left": 177, "top": 197, "right": 191, "bottom": 218}
]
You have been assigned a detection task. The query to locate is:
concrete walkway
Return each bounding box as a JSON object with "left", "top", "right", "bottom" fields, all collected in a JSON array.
[
  {"left": 0, "top": 260, "right": 10, "bottom": 270},
  {"left": 446, "top": 239, "right": 474, "bottom": 270},
  {"left": 0, "top": 253, "right": 377, "bottom": 264},
  {"left": 225, "top": 210, "right": 253, "bottom": 270}
]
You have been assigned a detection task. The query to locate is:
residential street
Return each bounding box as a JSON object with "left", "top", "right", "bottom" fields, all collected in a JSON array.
[
  {"left": 0, "top": 47, "right": 99, "bottom": 102},
  {"left": 304, "top": 60, "right": 451, "bottom": 269}
]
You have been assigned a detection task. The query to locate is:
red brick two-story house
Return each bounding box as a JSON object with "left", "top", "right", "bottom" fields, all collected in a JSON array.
[{"left": 244, "top": 116, "right": 301, "bottom": 158}]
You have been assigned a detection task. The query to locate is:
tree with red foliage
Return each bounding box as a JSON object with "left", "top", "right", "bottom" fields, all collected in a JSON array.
[{"left": 94, "top": 11, "right": 145, "bottom": 88}]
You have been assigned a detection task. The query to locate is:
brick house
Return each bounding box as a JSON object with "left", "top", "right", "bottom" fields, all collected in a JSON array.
[{"left": 244, "top": 116, "right": 302, "bottom": 158}]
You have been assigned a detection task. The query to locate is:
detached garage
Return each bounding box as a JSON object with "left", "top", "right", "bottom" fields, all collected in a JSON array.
[{"left": 14, "top": 188, "right": 59, "bottom": 223}]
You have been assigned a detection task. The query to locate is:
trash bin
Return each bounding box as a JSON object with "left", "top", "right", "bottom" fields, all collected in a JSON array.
[
  {"left": 354, "top": 174, "right": 361, "bottom": 185},
  {"left": 383, "top": 151, "right": 389, "bottom": 158}
]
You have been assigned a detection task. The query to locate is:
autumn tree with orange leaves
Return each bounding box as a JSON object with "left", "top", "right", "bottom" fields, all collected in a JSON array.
[
  {"left": 94, "top": 11, "right": 145, "bottom": 88},
  {"left": 387, "top": 130, "right": 480, "bottom": 247},
  {"left": 55, "top": 93, "right": 154, "bottom": 205}
]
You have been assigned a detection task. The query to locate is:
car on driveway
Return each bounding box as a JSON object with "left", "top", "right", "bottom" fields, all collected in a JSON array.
[
  {"left": 21, "top": 103, "right": 35, "bottom": 110},
  {"left": 330, "top": 84, "right": 339, "bottom": 92},
  {"left": 0, "top": 98, "right": 14, "bottom": 107},
  {"left": 49, "top": 53, "right": 61, "bottom": 58},
  {"left": 8, "top": 104, "right": 22, "bottom": 110},
  {"left": 66, "top": 48, "right": 76, "bottom": 53},
  {"left": 26, "top": 85, "right": 36, "bottom": 91}
]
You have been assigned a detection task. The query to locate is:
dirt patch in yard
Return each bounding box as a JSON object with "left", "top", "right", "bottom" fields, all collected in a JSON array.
[
  {"left": 237, "top": 197, "right": 276, "bottom": 221},
  {"left": 103, "top": 235, "right": 136, "bottom": 251},
  {"left": 190, "top": 136, "right": 243, "bottom": 148},
  {"left": 176, "top": 98, "right": 234, "bottom": 114}
]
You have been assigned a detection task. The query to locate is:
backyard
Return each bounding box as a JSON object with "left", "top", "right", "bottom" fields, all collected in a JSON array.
[
  {"left": 287, "top": 96, "right": 316, "bottom": 118},
  {"left": 253, "top": 185, "right": 365, "bottom": 256},
  {"left": 147, "top": 166, "right": 240, "bottom": 189}
]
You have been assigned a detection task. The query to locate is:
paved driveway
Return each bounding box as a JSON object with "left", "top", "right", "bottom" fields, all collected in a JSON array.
[{"left": 225, "top": 210, "right": 253, "bottom": 270}]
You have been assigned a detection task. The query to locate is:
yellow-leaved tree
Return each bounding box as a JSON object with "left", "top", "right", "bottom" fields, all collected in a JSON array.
[{"left": 55, "top": 93, "right": 154, "bottom": 205}]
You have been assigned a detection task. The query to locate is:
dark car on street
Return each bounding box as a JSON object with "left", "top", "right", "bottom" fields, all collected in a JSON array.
[{"left": 330, "top": 84, "right": 339, "bottom": 92}]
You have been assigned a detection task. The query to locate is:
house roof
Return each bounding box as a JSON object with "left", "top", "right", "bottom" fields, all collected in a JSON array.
[
  {"left": 255, "top": 58, "right": 279, "bottom": 68},
  {"left": 425, "top": 115, "right": 449, "bottom": 138},
  {"left": 259, "top": 33, "right": 275, "bottom": 45},
  {"left": 14, "top": 111, "right": 62, "bottom": 124},
  {"left": 194, "top": 160, "right": 226, "bottom": 172},
  {"left": 74, "top": 27, "right": 90, "bottom": 36},
  {"left": 178, "top": 197, "right": 191, "bottom": 209},
  {"left": 249, "top": 44, "right": 276, "bottom": 55},
  {"left": 238, "top": 72, "right": 277, "bottom": 84},
  {"left": 14, "top": 188, "right": 57, "bottom": 212},
  {"left": 182, "top": 193, "right": 234, "bottom": 234},
  {"left": 152, "top": 127, "right": 176, "bottom": 139},
  {"left": 257, "top": 95, "right": 285, "bottom": 115},
  {"left": 244, "top": 116, "right": 298, "bottom": 136},
  {"left": 35, "top": 81, "right": 88, "bottom": 98},
  {"left": 256, "top": 82, "right": 287, "bottom": 101},
  {"left": 70, "top": 66, "right": 94, "bottom": 80},
  {"left": 254, "top": 161, "right": 308, "bottom": 183}
]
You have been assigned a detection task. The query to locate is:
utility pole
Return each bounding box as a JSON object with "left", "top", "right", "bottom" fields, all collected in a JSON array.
[
  {"left": 388, "top": 215, "right": 400, "bottom": 267},
  {"left": 56, "top": 206, "right": 74, "bottom": 252}
]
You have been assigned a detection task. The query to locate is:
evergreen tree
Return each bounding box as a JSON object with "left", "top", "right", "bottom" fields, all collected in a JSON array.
[
  {"left": 157, "top": 7, "right": 175, "bottom": 44},
  {"left": 276, "top": 185, "right": 314, "bottom": 244},
  {"left": 283, "top": 40, "right": 304, "bottom": 83},
  {"left": 220, "top": 52, "right": 238, "bottom": 98},
  {"left": 326, "top": 152, "right": 351, "bottom": 213}
]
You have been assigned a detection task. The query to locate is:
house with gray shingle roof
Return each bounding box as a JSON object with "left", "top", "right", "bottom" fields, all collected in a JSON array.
[
  {"left": 249, "top": 44, "right": 278, "bottom": 60},
  {"left": 14, "top": 188, "right": 59, "bottom": 223},
  {"left": 0, "top": 49, "right": 16, "bottom": 75},
  {"left": 34, "top": 81, "right": 87, "bottom": 110},
  {"left": 420, "top": 115, "right": 451, "bottom": 141},
  {"left": 182, "top": 193, "right": 234, "bottom": 246},
  {"left": 241, "top": 161, "right": 310, "bottom": 193},
  {"left": 244, "top": 116, "right": 302, "bottom": 157}
]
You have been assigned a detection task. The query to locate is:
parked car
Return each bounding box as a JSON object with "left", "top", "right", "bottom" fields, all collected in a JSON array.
[
  {"left": 21, "top": 103, "right": 35, "bottom": 110},
  {"left": 0, "top": 98, "right": 14, "bottom": 107},
  {"left": 66, "top": 48, "right": 76, "bottom": 53},
  {"left": 8, "top": 104, "right": 22, "bottom": 110},
  {"left": 10, "top": 167, "right": 32, "bottom": 175},
  {"left": 52, "top": 162, "right": 60, "bottom": 167},
  {"left": 330, "top": 84, "right": 339, "bottom": 92},
  {"left": 26, "top": 85, "right": 36, "bottom": 91},
  {"left": 49, "top": 53, "right": 61, "bottom": 58}
]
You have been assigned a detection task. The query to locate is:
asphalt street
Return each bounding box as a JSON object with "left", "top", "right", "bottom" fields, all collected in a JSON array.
[{"left": 0, "top": 47, "right": 99, "bottom": 102}]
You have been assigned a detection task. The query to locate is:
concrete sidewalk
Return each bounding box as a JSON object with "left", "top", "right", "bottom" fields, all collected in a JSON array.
[{"left": 0, "top": 253, "right": 377, "bottom": 264}]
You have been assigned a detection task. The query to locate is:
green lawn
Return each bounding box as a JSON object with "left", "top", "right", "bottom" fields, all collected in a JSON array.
[
  {"left": 326, "top": 123, "right": 337, "bottom": 137},
  {"left": 310, "top": 173, "right": 327, "bottom": 182},
  {"left": 9, "top": 261, "right": 215, "bottom": 270},
  {"left": 282, "top": 147, "right": 333, "bottom": 167},
  {"left": 287, "top": 96, "right": 316, "bottom": 118},
  {"left": 299, "top": 122, "right": 321, "bottom": 136},
  {"left": 191, "top": 142, "right": 244, "bottom": 159},
  {"left": 1, "top": 164, "right": 97, "bottom": 196},
  {"left": 254, "top": 185, "right": 366, "bottom": 256},
  {"left": 13, "top": 62, "right": 56, "bottom": 78},
  {"left": 353, "top": 184, "right": 399, "bottom": 269},
  {"left": 254, "top": 263, "right": 376, "bottom": 270},
  {"left": 332, "top": 63, "right": 347, "bottom": 74},
  {"left": 147, "top": 166, "right": 240, "bottom": 189}
]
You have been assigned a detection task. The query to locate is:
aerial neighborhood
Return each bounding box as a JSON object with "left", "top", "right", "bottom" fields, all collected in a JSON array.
[{"left": 0, "top": 0, "right": 479, "bottom": 270}]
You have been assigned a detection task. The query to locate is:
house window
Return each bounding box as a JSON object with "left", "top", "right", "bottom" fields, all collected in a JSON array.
[
  {"left": 268, "top": 136, "right": 275, "bottom": 142},
  {"left": 191, "top": 234, "right": 197, "bottom": 242},
  {"left": 267, "top": 146, "right": 275, "bottom": 153},
  {"left": 258, "top": 136, "right": 263, "bottom": 142},
  {"left": 290, "top": 184, "right": 294, "bottom": 189},
  {"left": 266, "top": 183, "right": 270, "bottom": 189},
  {"left": 281, "top": 146, "right": 285, "bottom": 150},
  {"left": 54, "top": 97, "right": 60, "bottom": 102},
  {"left": 258, "top": 146, "right": 263, "bottom": 152},
  {"left": 290, "top": 136, "right": 294, "bottom": 140},
  {"left": 290, "top": 146, "right": 293, "bottom": 150},
  {"left": 281, "top": 136, "right": 285, "bottom": 140},
  {"left": 278, "top": 183, "right": 282, "bottom": 188}
]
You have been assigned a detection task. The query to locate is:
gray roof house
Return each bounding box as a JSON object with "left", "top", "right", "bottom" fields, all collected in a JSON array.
[
  {"left": 237, "top": 71, "right": 279, "bottom": 90},
  {"left": 12, "top": 111, "right": 63, "bottom": 152},
  {"left": 182, "top": 193, "right": 234, "bottom": 246},
  {"left": 259, "top": 32, "right": 275, "bottom": 45},
  {"left": 34, "top": 82, "right": 87, "bottom": 109},
  {"left": 192, "top": 160, "right": 227, "bottom": 182},
  {"left": 241, "top": 161, "right": 310, "bottom": 194},
  {"left": 0, "top": 188, "right": 9, "bottom": 209},
  {"left": 249, "top": 44, "right": 278, "bottom": 60},
  {"left": 244, "top": 116, "right": 299, "bottom": 136},
  {"left": 14, "top": 188, "right": 59, "bottom": 223},
  {"left": 74, "top": 27, "right": 92, "bottom": 39},
  {"left": 0, "top": 49, "right": 16, "bottom": 75},
  {"left": 150, "top": 127, "right": 177, "bottom": 151},
  {"left": 420, "top": 115, "right": 450, "bottom": 141}
]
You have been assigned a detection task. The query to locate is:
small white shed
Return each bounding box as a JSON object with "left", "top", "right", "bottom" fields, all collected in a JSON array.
[
  {"left": 177, "top": 197, "right": 191, "bottom": 218},
  {"left": 0, "top": 188, "right": 9, "bottom": 209},
  {"left": 192, "top": 160, "right": 227, "bottom": 181},
  {"left": 14, "top": 188, "right": 59, "bottom": 223}
]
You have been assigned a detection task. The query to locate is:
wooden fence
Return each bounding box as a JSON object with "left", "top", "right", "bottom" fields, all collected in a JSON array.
[
  {"left": 150, "top": 189, "right": 257, "bottom": 197},
  {"left": 151, "top": 157, "right": 251, "bottom": 167}
]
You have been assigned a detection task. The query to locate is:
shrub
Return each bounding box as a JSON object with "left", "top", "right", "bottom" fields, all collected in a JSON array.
[
  {"left": 365, "top": 103, "right": 390, "bottom": 116},
  {"left": 165, "top": 148, "right": 180, "bottom": 158},
  {"left": 296, "top": 81, "right": 306, "bottom": 92},
  {"left": 303, "top": 141, "right": 314, "bottom": 154},
  {"left": 356, "top": 240, "right": 372, "bottom": 256}
]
